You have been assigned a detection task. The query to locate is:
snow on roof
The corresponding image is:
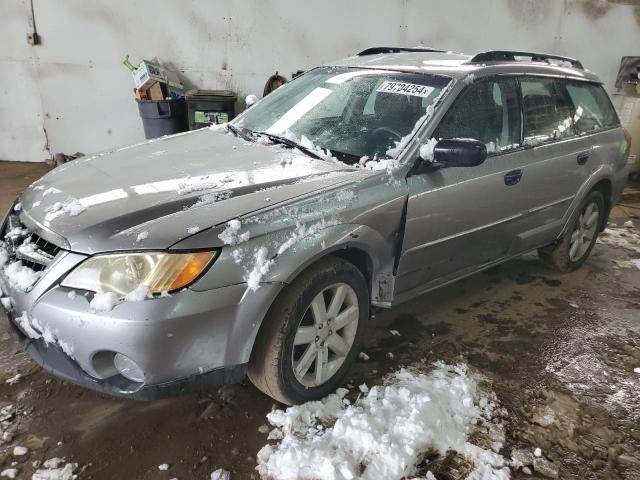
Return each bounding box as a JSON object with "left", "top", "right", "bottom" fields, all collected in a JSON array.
[{"left": 330, "top": 50, "right": 601, "bottom": 83}]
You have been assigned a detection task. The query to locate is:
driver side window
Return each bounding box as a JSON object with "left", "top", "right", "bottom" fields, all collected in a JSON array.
[{"left": 436, "top": 78, "right": 521, "bottom": 154}]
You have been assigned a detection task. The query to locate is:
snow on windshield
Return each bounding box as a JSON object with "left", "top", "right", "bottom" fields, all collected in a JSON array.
[{"left": 234, "top": 67, "right": 450, "bottom": 164}]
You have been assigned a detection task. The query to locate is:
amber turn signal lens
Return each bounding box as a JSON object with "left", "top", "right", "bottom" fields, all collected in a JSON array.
[{"left": 167, "top": 251, "right": 217, "bottom": 291}]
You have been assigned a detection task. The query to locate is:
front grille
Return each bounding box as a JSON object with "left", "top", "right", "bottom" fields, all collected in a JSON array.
[
  {"left": 19, "top": 233, "right": 61, "bottom": 271},
  {"left": 2, "top": 214, "right": 61, "bottom": 272}
]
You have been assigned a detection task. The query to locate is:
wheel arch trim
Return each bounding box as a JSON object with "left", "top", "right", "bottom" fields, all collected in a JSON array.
[
  {"left": 557, "top": 167, "right": 615, "bottom": 239},
  {"left": 263, "top": 223, "right": 395, "bottom": 305}
]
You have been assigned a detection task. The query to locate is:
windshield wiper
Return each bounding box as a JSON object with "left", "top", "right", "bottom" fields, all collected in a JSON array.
[
  {"left": 226, "top": 123, "right": 252, "bottom": 140},
  {"left": 256, "top": 132, "right": 322, "bottom": 160}
]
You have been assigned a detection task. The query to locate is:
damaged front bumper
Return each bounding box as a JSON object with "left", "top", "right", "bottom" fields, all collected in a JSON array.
[
  {"left": 0, "top": 242, "right": 281, "bottom": 400},
  {"left": 0, "top": 270, "right": 281, "bottom": 400},
  {"left": 3, "top": 309, "right": 247, "bottom": 400}
]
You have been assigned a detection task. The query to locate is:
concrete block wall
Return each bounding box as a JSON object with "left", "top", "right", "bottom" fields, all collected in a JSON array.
[{"left": 1, "top": 0, "right": 639, "bottom": 162}]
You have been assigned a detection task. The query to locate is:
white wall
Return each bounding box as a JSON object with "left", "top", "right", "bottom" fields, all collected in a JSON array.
[{"left": 1, "top": 0, "right": 639, "bottom": 162}]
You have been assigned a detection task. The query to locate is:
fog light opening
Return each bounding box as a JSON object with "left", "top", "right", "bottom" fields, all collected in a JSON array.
[{"left": 113, "top": 353, "right": 145, "bottom": 383}]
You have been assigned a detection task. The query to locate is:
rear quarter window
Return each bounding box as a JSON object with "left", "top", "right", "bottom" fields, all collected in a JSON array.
[
  {"left": 565, "top": 82, "right": 620, "bottom": 134},
  {"left": 520, "top": 77, "right": 575, "bottom": 145}
]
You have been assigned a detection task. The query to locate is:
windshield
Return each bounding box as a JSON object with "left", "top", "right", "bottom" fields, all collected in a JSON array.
[{"left": 233, "top": 67, "right": 450, "bottom": 163}]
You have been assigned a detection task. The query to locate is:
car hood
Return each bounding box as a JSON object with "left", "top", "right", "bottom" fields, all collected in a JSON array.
[{"left": 18, "top": 128, "right": 364, "bottom": 254}]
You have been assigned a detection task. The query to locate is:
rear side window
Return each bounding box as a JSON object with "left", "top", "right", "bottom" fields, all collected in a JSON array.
[
  {"left": 520, "top": 77, "right": 575, "bottom": 144},
  {"left": 565, "top": 82, "right": 619, "bottom": 133},
  {"left": 436, "top": 77, "right": 521, "bottom": 153}
]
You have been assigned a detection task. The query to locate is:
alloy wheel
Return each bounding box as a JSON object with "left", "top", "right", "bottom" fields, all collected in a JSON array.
[
  {"left": 569, "top": 201, "right": 600, "bottom": 262},
  {"left": 291, "top": 283, "right": 359, "bottom": 387}
]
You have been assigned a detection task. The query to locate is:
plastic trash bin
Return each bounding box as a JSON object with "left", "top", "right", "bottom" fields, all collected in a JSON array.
[
  {"left": 186, "top": 90, "right": 237, "bottom": 130},
  {"left": 137, "top": 98, "right": 188, "bottom": 139}
]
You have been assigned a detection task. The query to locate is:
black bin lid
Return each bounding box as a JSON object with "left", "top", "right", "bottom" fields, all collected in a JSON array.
[{"left": 186, "top": 89, "right": 237, "bottom": 101}]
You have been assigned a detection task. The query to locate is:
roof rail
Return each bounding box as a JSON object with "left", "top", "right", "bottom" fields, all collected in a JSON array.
[
  {"left": 357, "top": 47, "right": 445, "bottom": 56},
  {"left": 469, "top": 50, "right": 583, "bottom": 70}
]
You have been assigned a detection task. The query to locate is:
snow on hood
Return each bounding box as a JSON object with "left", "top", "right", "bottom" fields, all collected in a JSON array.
[{"left": 18, "top": 129, "right": 363, "bottom": 253}]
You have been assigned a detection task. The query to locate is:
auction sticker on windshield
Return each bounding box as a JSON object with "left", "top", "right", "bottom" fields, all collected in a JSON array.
[{"left": 376, "top": 81, "right": 435, "bottom": 98}]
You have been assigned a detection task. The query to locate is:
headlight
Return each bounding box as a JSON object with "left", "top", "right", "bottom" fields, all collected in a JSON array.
[{"left": 61, "top": 251, "right": 217, "bottom": 297}]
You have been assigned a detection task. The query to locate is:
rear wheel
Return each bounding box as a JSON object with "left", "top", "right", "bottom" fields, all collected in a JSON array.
[
  {"left": 248, "top": 256, "right": 368, "bottom": 405},
  {"left": 538, "top": 190, "right": 604, "bottom": 272}
]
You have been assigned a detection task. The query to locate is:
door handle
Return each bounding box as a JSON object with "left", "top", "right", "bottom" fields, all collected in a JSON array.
[
  {"left": 577, "top": 151, "right": 590, "bottom": 165},
  {"left": 504, "top": 169, "right": 522, "bottom": 186}
]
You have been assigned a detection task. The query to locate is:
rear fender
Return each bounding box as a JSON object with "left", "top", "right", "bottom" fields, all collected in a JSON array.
[{"left": 557, "top": 165, "right": 618, "bottom": 239}]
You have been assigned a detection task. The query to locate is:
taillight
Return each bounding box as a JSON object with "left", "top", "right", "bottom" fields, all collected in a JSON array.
[{"left": 624, "top": 127, "right": 632, "bottom": 151}]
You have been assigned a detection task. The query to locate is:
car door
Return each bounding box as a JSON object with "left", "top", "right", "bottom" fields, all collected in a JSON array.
[
  {"left": 395, "top": 76, "right": 536, "bottom": 299},
  {"left": 509, "top": 76, "right": 593, "bottom": 251}
]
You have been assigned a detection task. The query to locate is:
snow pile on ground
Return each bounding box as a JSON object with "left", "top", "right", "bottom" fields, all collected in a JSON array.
[
  {"left": 218, "top": 219, "right": 250, "bottom": 245},
  {"left": 3, "top": 261, "right": 41, "bottom": 292},
  {"left": 510, "top": 448, "right": 558, "bottom": 478},
  {"left": 5, "top": 374, "right": 21, "bottom": 385},
  {"left": 0, "top": 468, "right": 17, "bottom": 478},
  {"left": 32, "top": 457, "right": 78, "bottom": 480},
  {"left": 257, "top": 362, "right": 509, "bottom": 480},
  {"left": 211, "top": 468, "right": 231, "bottom": 480},
  {"left": 0, "top": 297, "right": 12, "bottom": 311},
  {"left": 12, "top": 446, "right": 27, "bottom": 456},
  {"left": 597, "top": 224, "right": 640, "bottom": 254}
]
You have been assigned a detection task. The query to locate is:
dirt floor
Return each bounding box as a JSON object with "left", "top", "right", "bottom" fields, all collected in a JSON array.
[{"left": 0, "top": 160, "right": 639, "bottom": 479}]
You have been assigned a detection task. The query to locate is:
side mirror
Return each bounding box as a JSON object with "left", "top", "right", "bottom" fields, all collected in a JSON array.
[
  {"left": 433, "top": 138, "right": 487, "bottom": 168},
  {"left": 412, "top": 138, "right": 487, "bottom": 175}
]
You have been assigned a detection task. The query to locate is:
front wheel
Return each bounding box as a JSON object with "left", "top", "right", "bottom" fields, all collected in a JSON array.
[
  {"left": 248, "top": 256, "right": 368, "bottom": 405},
  {"left": 538, "top": 190, "right": 604, "bottom": 272}
]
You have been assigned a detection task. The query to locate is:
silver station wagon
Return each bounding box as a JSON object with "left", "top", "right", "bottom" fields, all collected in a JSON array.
[{"left": 0, "top": 48, "right": 630, "bottom": 404}]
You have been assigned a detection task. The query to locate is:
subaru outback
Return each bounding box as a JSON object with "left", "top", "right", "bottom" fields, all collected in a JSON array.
[{"left": 0, "top": 48, "right": 630, "bottom": 404}]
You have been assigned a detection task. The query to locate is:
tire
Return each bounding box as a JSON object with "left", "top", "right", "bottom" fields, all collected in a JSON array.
[
  {"left": 538, "top": 190, "right": 605, "bottom": 272},
  {"left": 248, "top": 256, "right": 368, "bottom": 405}
]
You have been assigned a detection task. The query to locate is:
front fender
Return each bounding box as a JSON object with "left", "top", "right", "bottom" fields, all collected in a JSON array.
[
  {"left": 190, "top": 222, "right": 395, "bottom": 304},
  {"left": 265, "top": 223, "right": 395, "bottom": 304}
]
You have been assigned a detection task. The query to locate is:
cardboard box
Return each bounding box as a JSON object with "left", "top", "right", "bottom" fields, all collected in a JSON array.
[
  {"left": 132, "top": 60, "right": 184, "bottom": 95},
  {"left": 146, "top": 82, "right": 164, "bottom": 101}
]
